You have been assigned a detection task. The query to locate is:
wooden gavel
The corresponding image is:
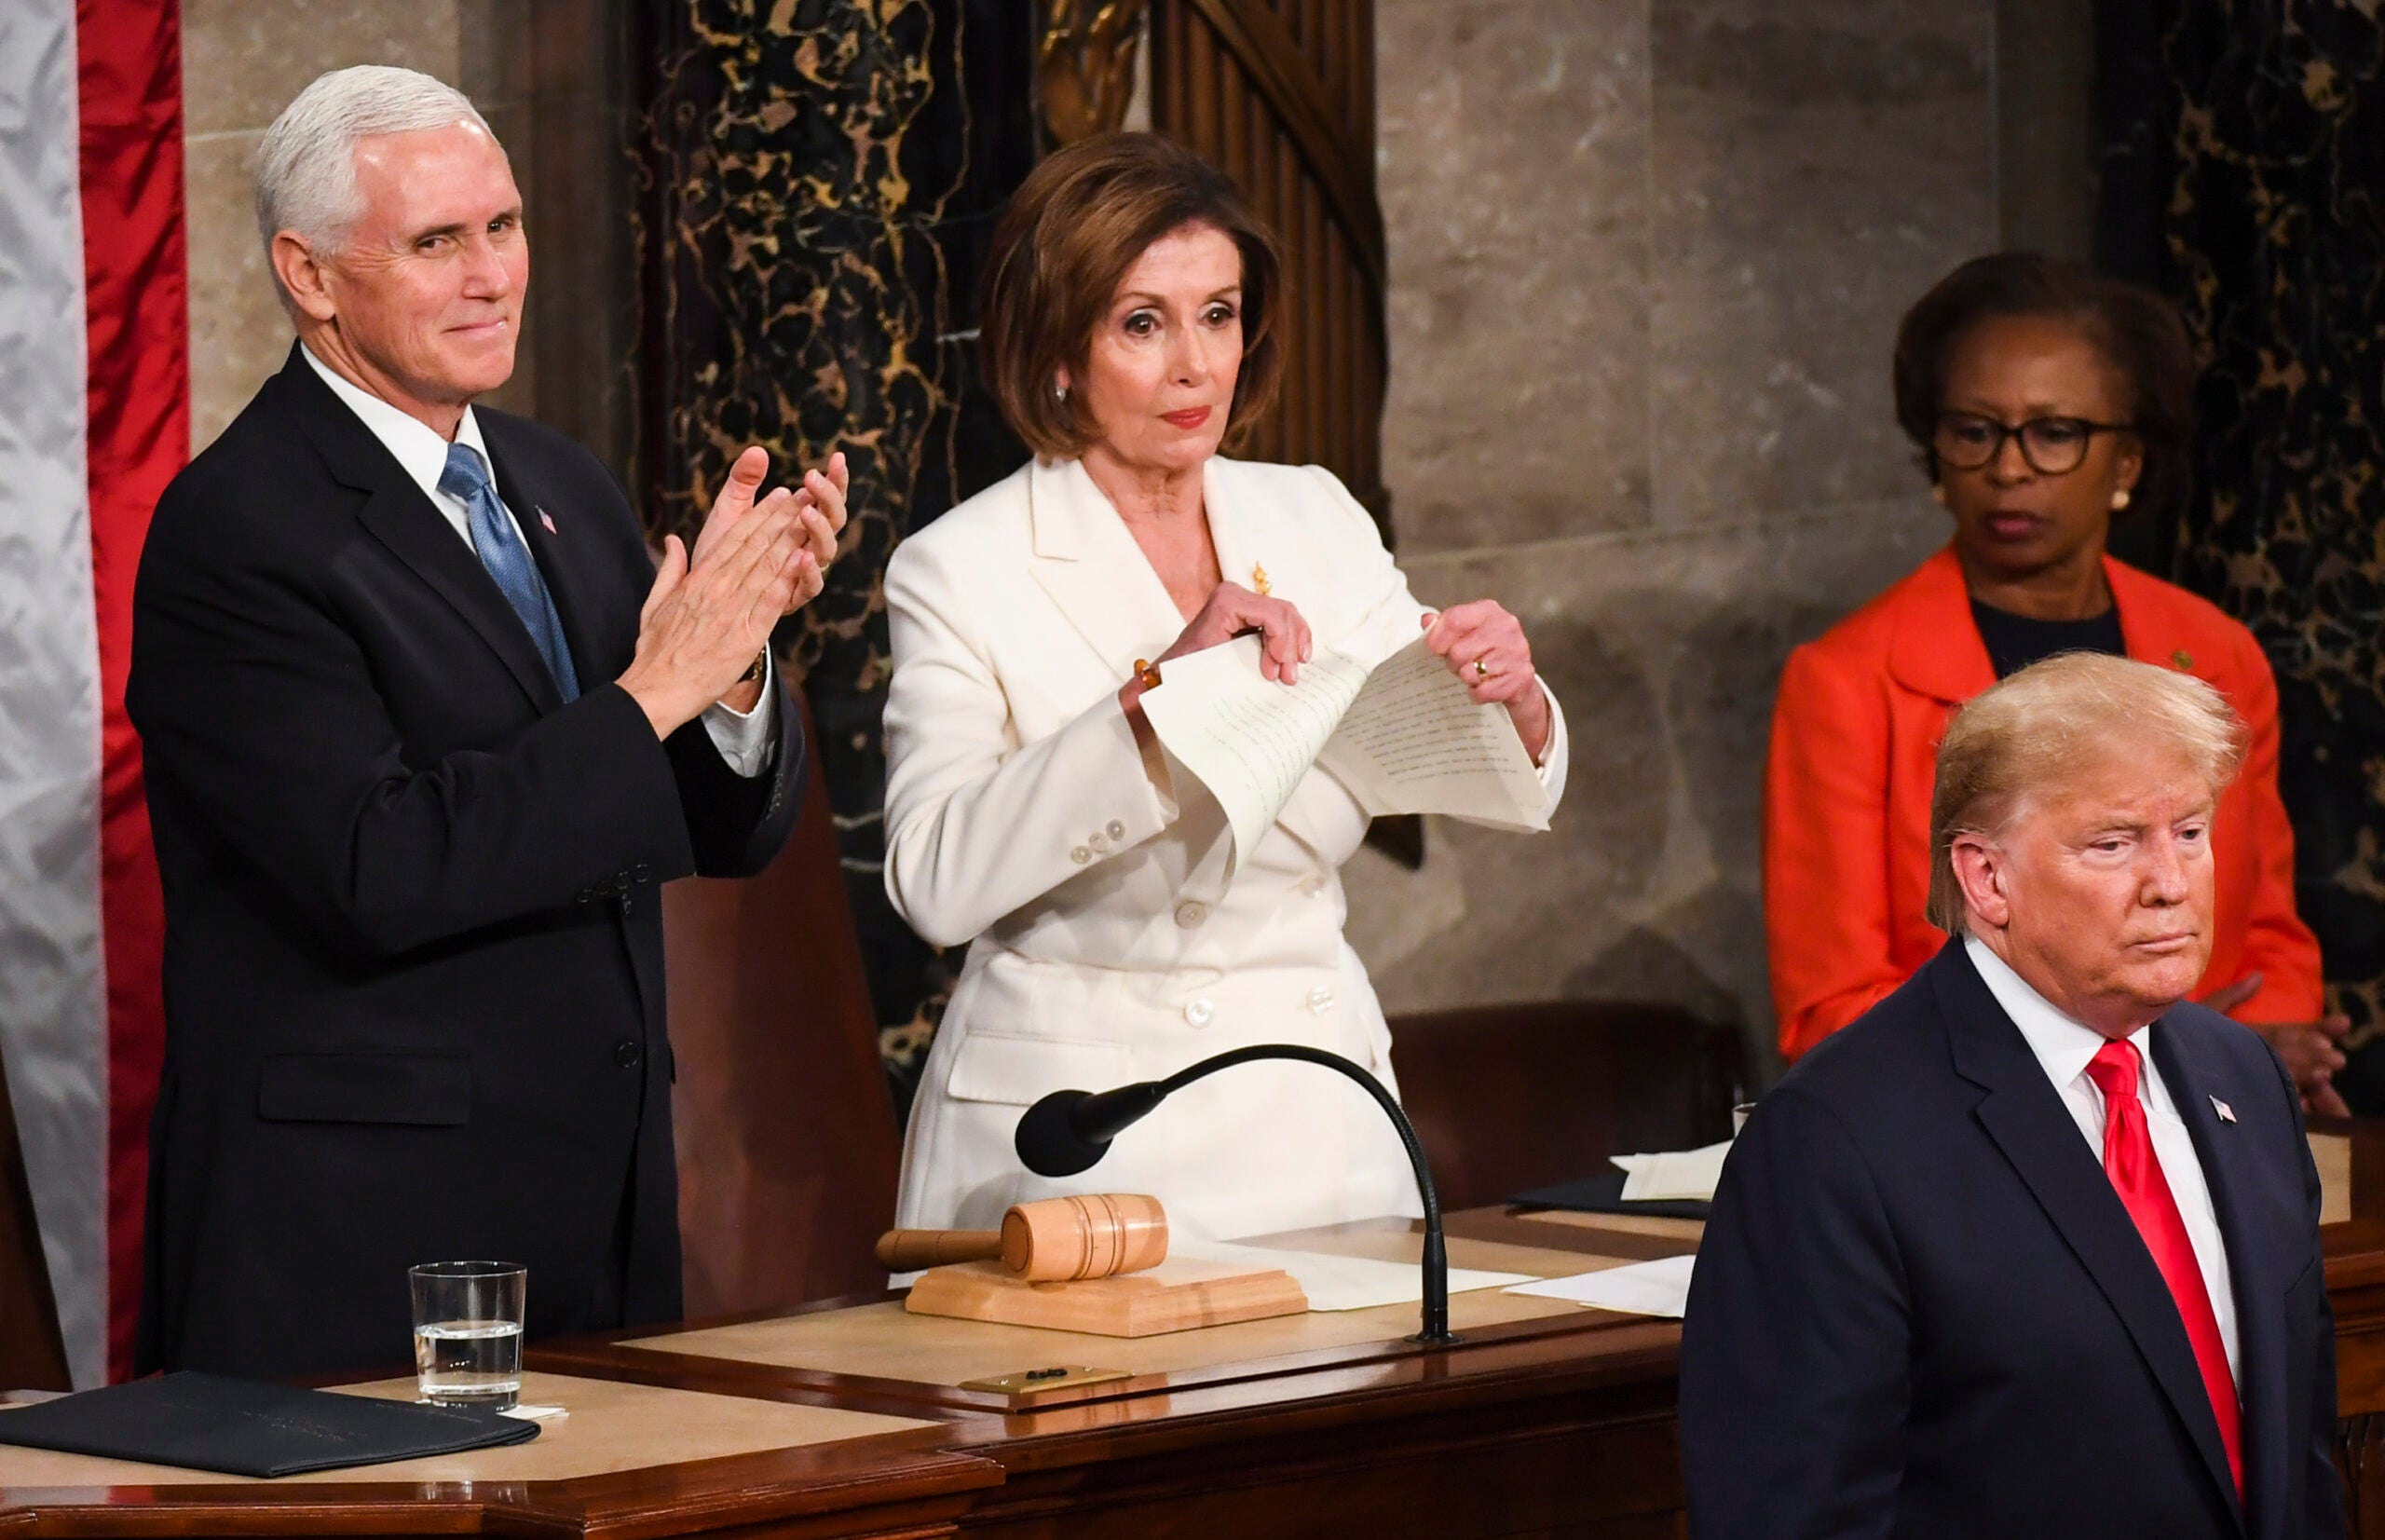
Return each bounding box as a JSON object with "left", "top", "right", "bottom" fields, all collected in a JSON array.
[{"left": 875, "top": 1192, "right": 1168, "bottom": 1281}]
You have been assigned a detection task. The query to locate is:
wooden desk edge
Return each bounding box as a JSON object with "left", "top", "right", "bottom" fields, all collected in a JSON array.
[{"left": 0, "top": 1425, "right": 1003, "bottom": 1536}]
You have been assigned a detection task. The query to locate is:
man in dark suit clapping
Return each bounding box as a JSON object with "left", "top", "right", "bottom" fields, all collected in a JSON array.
[
  {"left": 128, "top": 65, "right": 847, "bottom": 1379},
  {"left": 1683, "top": 651, "right": 2343, "bottom": 1538}
]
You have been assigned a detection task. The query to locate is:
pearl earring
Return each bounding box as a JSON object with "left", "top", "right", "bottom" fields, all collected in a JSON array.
[
  {"left": 1054, "top": 381, "right": 1070, "bottom": 402},
  {"left": 2111, "top": 488, "right": 2132, "bottom": 511}
]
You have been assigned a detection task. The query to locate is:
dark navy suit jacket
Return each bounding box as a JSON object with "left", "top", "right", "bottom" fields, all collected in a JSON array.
[
  {"left": 1681, "top": 940, "right": 2342, "bottom": 1539},
  {"left": 129, "top": 345, "right": 803, "bottom": 1378}
]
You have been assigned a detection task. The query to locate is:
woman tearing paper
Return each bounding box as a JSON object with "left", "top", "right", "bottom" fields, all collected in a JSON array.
[{"left": 879, "top": 134, "right": 1567, "bottom": 1242}]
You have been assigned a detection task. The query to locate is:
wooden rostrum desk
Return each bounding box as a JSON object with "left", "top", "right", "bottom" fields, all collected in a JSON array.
[{"left": 8, "top": 1124, "right": 2385, "bottom": 1539}]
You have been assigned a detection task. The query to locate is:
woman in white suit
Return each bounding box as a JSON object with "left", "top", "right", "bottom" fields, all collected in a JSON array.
[{"left": 883, "top": 134, "right": 1568, "bottom": 1241}]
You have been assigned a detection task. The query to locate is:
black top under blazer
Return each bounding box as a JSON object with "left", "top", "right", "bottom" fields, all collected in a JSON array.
[
  {"left": 128, "top": 345, "right": 802, "bottom": 1379},
  {"left": 1682, "top": 940, "right": 2343, "bottom": 1540}
]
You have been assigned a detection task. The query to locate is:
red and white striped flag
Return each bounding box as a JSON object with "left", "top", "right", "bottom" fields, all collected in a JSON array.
[{"left": 0, "top": 0, "right": 185, "bottom": 1385}]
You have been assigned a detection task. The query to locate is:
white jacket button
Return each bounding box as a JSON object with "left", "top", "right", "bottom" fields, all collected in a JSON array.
[
  {"left": 1174, "top": 899, "right": 1209, "bottom": 928},
  {"left": 1184, "top": 998, "right": 1215, "bottom": 1028},
  {"left": 1070, "top": 845, "right": 1092, "bottom": 865},
  {"left": 1107, "top": 820, "right": 1126, "bottom": 838},
  {"left": 1297, "top": 874, "right": 1326, "bottom": 897},
  {"left": 1089, "top": 831, "right": 1112, "bottom": 853},
  {"left": 1306, "top": 986, "right": 1335, "bottom": 1014}
]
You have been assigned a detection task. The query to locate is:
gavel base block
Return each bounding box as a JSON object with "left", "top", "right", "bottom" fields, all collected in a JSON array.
[{"left": 904, "top": 1256, "right": 1307, "bottom": 1336}]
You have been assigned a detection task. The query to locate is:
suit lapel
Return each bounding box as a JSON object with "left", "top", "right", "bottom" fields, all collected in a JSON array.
[
  {"left": 1885, "top": 546, "right": 1997, "bottom": 704},
  {"left": 1202, "top": 458, "right": 1315, "bottom": 622},
  {"left": 2153, "top": 1018, "right": 2279, "bottom": 1538},
  {"left": 2108, "top": 556, "right": 2227, "bottom": 688},
  {"left": 480, "top": 414, "right": 612, "bottom": 685},
  {"left": 1025, "top": 457, "right": 1184, "bottom": 680},
  {"left": 1937, "top": 947, "right": 2245, "bottom": 1528},
  {"left": 278, "top": 349, "right": 563, "bottom": 714}
]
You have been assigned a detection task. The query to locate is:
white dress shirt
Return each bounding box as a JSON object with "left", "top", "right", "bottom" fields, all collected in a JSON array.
[
  {"left": 1967, "top": 934, "right": 2240, "bottom": 1379},
  {"left": 302, "top": 344, "right": 774, "bottom": 775}
]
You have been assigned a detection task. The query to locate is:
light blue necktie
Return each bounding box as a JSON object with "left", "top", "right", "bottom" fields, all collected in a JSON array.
[{"left": 438, "top": 443, "right": 579, "bottom": 701}]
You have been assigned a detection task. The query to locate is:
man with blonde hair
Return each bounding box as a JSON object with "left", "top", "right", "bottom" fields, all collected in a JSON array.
[{"left": 1683, "top": 652, "right": 2342, "bottom": 1537}]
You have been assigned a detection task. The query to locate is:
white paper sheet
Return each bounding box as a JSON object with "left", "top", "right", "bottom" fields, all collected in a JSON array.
[
  {"left": 1138, "top": 634, "right": 1547, "bottom": 875},
  {"left": 1612, "top": 1139, "right": 1733, "bottom": 1202},
  {"left": 1316, "top": 637, "right": 1548, "bottom": 831},
  {"left": 1180, "top": 1242, "right": 1537, "bottom": 1313},
  {"left": 1504, "top": 1254, "right": 1697, "bottom": 1318},
  {"left": 1136, "top": 635, "right": 1370, "bottom": 872}
]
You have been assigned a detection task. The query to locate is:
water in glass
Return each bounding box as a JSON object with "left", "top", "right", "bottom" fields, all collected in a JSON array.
[{"left": 413, "top": 1318, "right": 522, "bottom": 1405}]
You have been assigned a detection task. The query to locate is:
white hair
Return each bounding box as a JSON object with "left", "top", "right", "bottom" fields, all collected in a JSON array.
[{"left": 253, "top": 66, "right": 498, "bottom": 307}]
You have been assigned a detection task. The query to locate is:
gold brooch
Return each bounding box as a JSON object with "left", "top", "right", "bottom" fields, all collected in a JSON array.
[
  {"left": 1251, "top": 563, "right": 1271, "bottom": 597},
  {"left": 2172, "top": 648, "right": 2194, "bottom": 670}
]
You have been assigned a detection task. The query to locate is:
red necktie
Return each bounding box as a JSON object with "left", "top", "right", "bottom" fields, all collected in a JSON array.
[{"left": 2084, "top": 1038, "right": 2241, "bottom": 1494}]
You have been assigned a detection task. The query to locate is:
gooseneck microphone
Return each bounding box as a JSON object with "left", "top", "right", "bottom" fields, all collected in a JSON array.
[{"left": 1013, "top": 1043, "right": 1459, "bottom": 1345}]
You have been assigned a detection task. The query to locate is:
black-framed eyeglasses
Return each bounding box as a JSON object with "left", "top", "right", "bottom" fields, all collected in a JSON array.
[{"left": 1932, "top": 413, "right": 2134, "bottom": 476}]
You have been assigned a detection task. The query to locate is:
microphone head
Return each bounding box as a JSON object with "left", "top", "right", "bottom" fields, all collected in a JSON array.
[{"left": 1015, "top": 1089, "right": 1109, "bottom": 1177}]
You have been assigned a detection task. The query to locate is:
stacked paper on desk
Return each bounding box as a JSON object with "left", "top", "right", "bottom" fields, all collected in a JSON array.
[
  {"left": 1611, "top": 1139, "right": 1733, "bottom": 1202},
  {"left": 1181, "top": 1242, "right": 1535, "bottom": 1312},
  {"left": 1506, "top": 1255, "right": 1697, "bottom": 1319}
]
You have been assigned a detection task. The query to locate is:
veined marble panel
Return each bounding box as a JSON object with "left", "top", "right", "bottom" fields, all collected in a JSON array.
[
  {"left": 181, "top": 0, "right": 465, "bottom": 136},
  {"left": 1378, "top": 0, "right": 1651, "bottom": 553},
  {"left": 1649, "top": 0, "right": 1996, "bottom": 526},
  {"left": 183, "top": 132, "right": 287, "bottom": 452}
]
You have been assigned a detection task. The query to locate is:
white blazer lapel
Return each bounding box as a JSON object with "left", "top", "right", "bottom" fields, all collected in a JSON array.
[
  {"left": 1027, "top": 457, "right": 1182, "bottom": 680},
  {"left": 1202, "top": 457, "right": 1315, "bottom": 624}
]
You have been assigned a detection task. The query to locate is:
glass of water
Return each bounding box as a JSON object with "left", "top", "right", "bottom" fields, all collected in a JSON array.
[{"left": 409, "top": 1261, "right": 525, "bottom": 1409}]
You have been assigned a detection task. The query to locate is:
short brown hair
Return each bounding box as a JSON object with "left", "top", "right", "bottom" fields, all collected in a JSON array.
[
  {"left": 1926, "top": 652, "right": 2248, "bottom": 934},
  {"left": 1891, "top": 252, "right": 2197, "bottom": 519},
  {"left": 980, "top": 132, "right": 1283, "bottom": 460}
]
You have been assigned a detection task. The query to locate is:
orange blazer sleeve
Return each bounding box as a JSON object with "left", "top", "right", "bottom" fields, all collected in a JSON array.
[
  {"left": 1765, "top": 641, "right": 1906, "bottom": 1060},
  {"left": 2222, "top": 641, "right": 2325, "bottom": 1023}
]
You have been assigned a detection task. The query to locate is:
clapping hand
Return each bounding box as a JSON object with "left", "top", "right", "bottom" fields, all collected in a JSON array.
[
  {"left": 691, "top": 446, "right": 849, "bottom": 615},
  {"left": 618, "top": 455, "right": 816, "bottom": 739}
]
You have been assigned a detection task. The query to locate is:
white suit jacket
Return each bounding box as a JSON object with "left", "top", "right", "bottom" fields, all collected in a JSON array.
[{"left": 881, "top": 455, "right": 1569, "bottom": 1240}]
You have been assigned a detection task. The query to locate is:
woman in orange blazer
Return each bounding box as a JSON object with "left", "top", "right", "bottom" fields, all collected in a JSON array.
[{"left": 1765, "top": 253, "right": 2343, "bottom": 1106}]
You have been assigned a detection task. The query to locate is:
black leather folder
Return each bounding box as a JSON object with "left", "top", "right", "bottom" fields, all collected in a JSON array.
[
  {"left": 0, "top": 1372, "right": 538, "bottom": 1478},
  {"left": 1509, "top": 1168, "right": 1711, "bottom": 1220}
]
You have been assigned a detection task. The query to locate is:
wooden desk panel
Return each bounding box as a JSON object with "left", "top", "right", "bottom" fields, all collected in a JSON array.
[
  {"left": 612, "top": 1228, "right": 1615, "bottom": 1412},
  {"left": 5, "top": 1125, "right": 2382, "bottom": 1538},
  {"left": 627, "top": 1290, "right": 1578, "bottom": 1396}
]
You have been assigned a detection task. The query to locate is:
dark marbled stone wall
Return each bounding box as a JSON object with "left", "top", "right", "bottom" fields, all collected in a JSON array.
[
  {"left": 2100, "top": 0, "right": 2385, "bottom": 1105},
  {"left": 634, "top": 0, "right": 1035, "bottom": 1113}
]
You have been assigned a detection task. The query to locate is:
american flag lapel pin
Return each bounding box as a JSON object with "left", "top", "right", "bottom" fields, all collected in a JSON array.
[
  {"left": 2210, "top": 1095, "right": 2236, "bottom": 1124},
  {"left": 538, "top": 506, "right": 557, "bottom": 535}
]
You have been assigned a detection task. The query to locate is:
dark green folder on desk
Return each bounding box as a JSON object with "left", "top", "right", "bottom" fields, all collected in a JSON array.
[{"left": 0, "top": 1372, "right": 538, "bottom": 1478}]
